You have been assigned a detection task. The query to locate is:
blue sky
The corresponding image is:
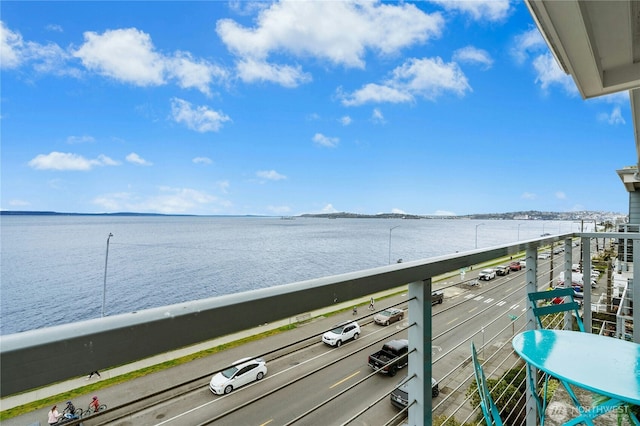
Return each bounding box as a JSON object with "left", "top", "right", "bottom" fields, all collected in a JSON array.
[{"left": 1, "top": 1, "right": 635, "bottom": 216}]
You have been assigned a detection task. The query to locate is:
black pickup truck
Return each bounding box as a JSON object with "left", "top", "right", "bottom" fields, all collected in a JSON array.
[{"left": 367, "top": 339, "right": 409, "bottom": 377}]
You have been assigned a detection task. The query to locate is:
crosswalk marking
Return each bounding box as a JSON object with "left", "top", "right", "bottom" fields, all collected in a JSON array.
[
  {"left": 496, "top": 301, "right": 507, "bottom": 306},
  {"left": 473, "top": 296, "right": 483, "bottom": 301},
  {"left": 484, "top": 298, "right": 494, "bottom": 303}
]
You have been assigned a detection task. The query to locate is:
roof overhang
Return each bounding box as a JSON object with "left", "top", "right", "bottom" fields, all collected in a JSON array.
[{"left": 525, "top": 0, "right": 640, "bottom": 99}]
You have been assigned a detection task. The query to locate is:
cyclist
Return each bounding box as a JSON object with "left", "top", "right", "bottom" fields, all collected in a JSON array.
[
  {"left": 63, "top": 400, "right": 79, "bottom": 419},
  {"left": 89, "top": 395, "right": 100, "bottom": 412}
]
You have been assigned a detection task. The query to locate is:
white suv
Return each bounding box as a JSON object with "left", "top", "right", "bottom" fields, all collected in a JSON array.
[
  {"left": 478, "top": 269, "right": 496, "bottom": 280},
  {"left": 322, "top": 321, "right": 361, "bottom": 347}
]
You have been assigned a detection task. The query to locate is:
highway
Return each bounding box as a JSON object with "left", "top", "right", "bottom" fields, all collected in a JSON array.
[{"left": 9, "top": 253, "right": 572, "bottom": 426}]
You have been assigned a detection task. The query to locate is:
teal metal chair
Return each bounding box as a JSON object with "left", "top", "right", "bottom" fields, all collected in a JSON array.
[
  {"left": 528, "top": 287, "right": 585, "bottom": 332},
  {"left": 471, "top": 342, "right": 503, "bottom": 426}
]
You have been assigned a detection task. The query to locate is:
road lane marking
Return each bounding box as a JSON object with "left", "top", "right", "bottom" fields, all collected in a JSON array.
[
  {"left": 484, "top": 298, "right": 494, "bottom": 303},
  {"left": 496, "top": 301, "right": 506, "bottom": 306},
  {"left": 446, "top": 317, "right": 459, "bottom": 325},
  {"left": 473, "top": 296, "right": 483, "bottom": 301},
  {"left": 468, "top": 307, "right": 478, "bottom": 313},
  {"left": 260, "top": 420, "right": 274, "bottom": 426},
  {"left": 330, "top": 371, "right": 360, "bottom": 389}
]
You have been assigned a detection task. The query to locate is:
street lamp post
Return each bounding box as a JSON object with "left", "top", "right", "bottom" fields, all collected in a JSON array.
[
  {"left": 388, "top": 225, "right": 400, "bottom": 264},
  {"left": 475, "top": 223, "right": 484, "bottom": 249},
  {"left": 102, "top": 233, "right": 113, "bottom": 317}
]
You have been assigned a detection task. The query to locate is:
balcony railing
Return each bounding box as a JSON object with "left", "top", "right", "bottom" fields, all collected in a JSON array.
[{"left": 1, "top": 231, "right": 638, "bottom": 425}]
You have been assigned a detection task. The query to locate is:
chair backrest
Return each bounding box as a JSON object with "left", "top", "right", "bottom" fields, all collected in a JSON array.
[
  {"left": 470, "top": 342, "right": 504, "bottom": 426},
  {"left": 528, "top": 287, "right": 585, "bottom": 332}
]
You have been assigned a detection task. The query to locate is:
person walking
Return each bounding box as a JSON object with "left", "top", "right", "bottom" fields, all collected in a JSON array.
[
  {"left": 369, "top": 297, "right": 375, "bottom": 311},
  {"left": 47, "top": 405, "right": 61, "bottom": 425},
  {"left": 87, "top": 370, "right": 101, "bottom": 380}
]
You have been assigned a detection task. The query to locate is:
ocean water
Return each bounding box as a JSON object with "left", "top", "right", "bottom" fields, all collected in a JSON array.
[{"left": 0, "top": 215, "right": 576, "bottom": 335}]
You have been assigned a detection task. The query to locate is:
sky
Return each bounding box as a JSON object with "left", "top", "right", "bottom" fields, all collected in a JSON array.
[{"left": 1, "top": 1, "right": 636, "bottom": 216}]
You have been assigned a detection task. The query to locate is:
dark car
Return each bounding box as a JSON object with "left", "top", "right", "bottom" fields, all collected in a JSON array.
[{"left": 390, "top": 375, "right": 439, "bottom": 409}]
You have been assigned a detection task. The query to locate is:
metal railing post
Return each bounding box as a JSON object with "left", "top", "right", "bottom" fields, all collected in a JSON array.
[
  {"left": 564, "top": 238, "right": 574, "bottom": 330},
  {"left": 582, "top": 236, "right": 592, "bottom": 330},
  {"left": 524, "top": 246, "right": 538, "bottom": 426},
  {"left": 408, "top": 278, "right": 432, "bottom": 426}
]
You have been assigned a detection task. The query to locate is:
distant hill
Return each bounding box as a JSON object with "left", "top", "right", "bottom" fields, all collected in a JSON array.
[{"left": 300, "top": 210, "right": 627, "bottom": 222}]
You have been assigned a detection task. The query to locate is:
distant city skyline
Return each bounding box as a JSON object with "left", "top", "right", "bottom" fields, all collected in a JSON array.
[{"left": 1, "top": 1, "right": 635, "bottom": 216}]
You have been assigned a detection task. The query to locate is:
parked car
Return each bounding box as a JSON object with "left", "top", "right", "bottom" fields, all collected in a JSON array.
[
  {"left": 478, "top": 269, "right": 496, "bottom": 281},
  {"left": 374, "top": 308, "right": 404, "bottom": 326},
  {"left": 209, "top": 357, "right": 267, "bottom": 395},
  {"left": 390, "top": 375, "right": 439, "bottom": 409},
  {"left": 322, "top": 320, "right": 360, "bottom": 347},
  {"left": 368, "top": 339, "right": 409, "bottom": 376},
  {"left": 431, "top": 290, "right": 444, "bottom": 305},
  {"left": 509, "top": 261, "right": 522, "bottom": 271},
  {"left": 495, "top": 265, "right": 510, "bottom": 276}
]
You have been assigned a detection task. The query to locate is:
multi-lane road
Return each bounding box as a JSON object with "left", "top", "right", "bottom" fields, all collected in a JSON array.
[{"left": 10, "top": 255, "right": 572, "bottom": 426}]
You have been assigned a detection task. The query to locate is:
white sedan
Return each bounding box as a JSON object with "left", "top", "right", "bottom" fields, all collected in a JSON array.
[{"left": 209, "top": 357, "right": 267, "bottom": 395}]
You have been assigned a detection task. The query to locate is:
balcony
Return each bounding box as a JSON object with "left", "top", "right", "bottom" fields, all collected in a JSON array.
[{"left": 1, "top": 231, "right": 638, "bottom": 425}]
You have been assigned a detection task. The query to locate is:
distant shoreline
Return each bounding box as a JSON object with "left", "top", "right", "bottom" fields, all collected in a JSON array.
[{"left": 0, "top": 210, "right": 626, "bottom": 222}]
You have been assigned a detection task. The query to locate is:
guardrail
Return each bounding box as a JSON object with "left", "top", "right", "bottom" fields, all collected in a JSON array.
[{"left": 2, "top": 231, "right": 639, "bottom": 425}]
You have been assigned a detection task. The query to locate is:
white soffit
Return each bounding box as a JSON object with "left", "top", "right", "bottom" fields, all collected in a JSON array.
[{"left": 525, "top": 0, "right": 640, "bottom": 99}]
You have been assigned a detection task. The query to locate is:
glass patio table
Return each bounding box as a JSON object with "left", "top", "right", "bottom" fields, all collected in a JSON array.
[{"left": 512, "top": 329, "right": 640, "bottom": 426}]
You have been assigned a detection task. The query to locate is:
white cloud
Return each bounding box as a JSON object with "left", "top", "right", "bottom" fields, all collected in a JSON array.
[
  {"left": 433, "top": 210, "right": 456, "bottom": 216},
  {"left": 312, "top": 133, "right": 339, "bottom": 148},
  {"left": 166, "top": 51, "right": 228, "bottom": 96},
  {"left": 256, "top": 170, "right": 287, "bottom": 181},
  {"left": 170, "top": 98, "right": 231, "bottom": 133},
  {"left": 235, "top": 57, "right": 311, "bottom": 88},
  {"left": 521, "top": 192, "right": 537, "bottom": 200},
  {"left": 340, "top": 116, "right": 352, "bottom": 126},
  {"left": 93, "top": 187, "right": 224, "bottom": 214},
  {"left": 340, "top": 83, "right": 413, "bottom": 106},
  {"left": 193, "top": 157, "right": 213, "bottom": 164},
  {"left": 126, "top": 152, "right": 152, "bottom": 166},
  {"left": 45, "top": 24, "right": 63, "bottom": 33},
  {"left": 72, "top": 28, "right": 226, "bottom": 94},
  {"left": 428, "top": 0, "right": 512, "bottom": 21},
  {"left": 511, "top": 27, "right": 545, "bottom": 64},
  {"left": 597, "top": 106, "right": 626, "bottom": 125},
  {"left": 73, "top": 28, "right": 165, "bottom": 86},
  {"left": 1, "top": 21, "right": 24, "bottom": 69},
  {"left": 98, "top": 154, "right": 120, "bottom": 166},
  {"left": 321, "top": 203, "right": 338, "bottom": 213},
  {"left": 532, "top": 53, "right": 577, "bottom": 95},
  {"left": 66, "top": 135, "right": 95, "bottom": 144},
  {"left": 216, "top": 1, "right": 444, "bottom": 86},
  {"left": 391, "top": 208, "right": 407, "bottom": 214},
  {"left": 452, "top": 46, "right": 493, "bottom": 69},
  {"left": 28, "top": 152, "right": 118, "bottom": 171},
  {"left": 555, "top": 191, "right": 566, "bottom": 200},
  {"left": 341, "top": 57, "right": 470, "bottom": 106},
  {"left": 371, "top": 108, "right": 385, "bottom": 124},
  {"left": 216, "top": 180, "right": 230, "bottom": 193},
  {"left": 8, "top": 199, "right": 30, "bottom": 207}
]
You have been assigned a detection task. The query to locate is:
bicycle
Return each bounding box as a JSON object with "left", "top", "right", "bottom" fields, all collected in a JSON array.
[{"left": 81, "top": 403, "right": 107, "bottom": 417}]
